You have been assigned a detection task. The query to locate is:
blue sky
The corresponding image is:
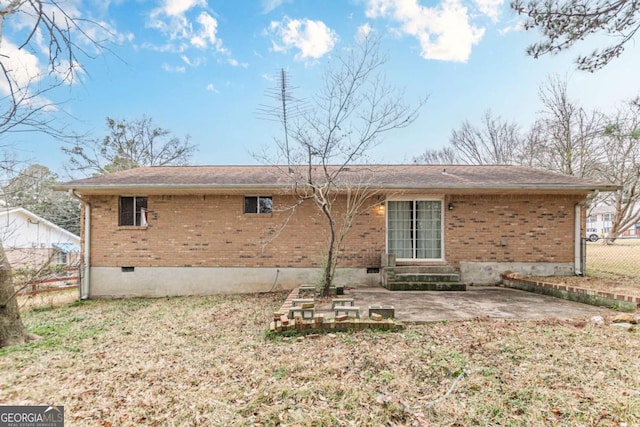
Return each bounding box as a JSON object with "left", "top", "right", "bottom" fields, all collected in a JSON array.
[{"left": 2, "top": 0, "right": 639, "bottom": 177}]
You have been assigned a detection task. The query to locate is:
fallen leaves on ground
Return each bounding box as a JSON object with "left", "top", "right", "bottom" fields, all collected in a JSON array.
[{"left": 1, "top": 291, "right": 639, "bottom": 426}]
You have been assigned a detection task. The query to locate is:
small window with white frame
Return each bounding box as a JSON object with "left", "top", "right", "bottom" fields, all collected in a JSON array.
[
  {"left": 244, "top": 196, "right": 272, "bottom": 214},
  {"left": 119, "top": 196, "right": 148, "bottom": 226},
  {"left": 55, "top": 251, "right": 68, "bottom": 266}
]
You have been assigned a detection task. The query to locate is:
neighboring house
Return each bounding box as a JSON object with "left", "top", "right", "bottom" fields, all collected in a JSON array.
[
  {"left": 56, "top": 165, "right": 615, "bottom": 298},
  {"left": 587, "top": 204, "right": 640, "bottom": 238},
  {"left": 0, "top": 207, "right": 81, "bottom": 269}
]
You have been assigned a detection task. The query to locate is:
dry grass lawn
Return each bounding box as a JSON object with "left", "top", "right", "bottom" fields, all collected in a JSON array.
[
  {"left": 586, "top": 239, "right": 640, "bottom": 279},
  {"left": 528, "top": 239, "right": 640, "bottom": 298},
  {"left": 2, "top": 289, "right": 639, "bottom": 426}
]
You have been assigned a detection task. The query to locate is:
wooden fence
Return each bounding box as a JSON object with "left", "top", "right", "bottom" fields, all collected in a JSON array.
[{"left": 16, "top": 268, "right": 79, "bottom": 296}]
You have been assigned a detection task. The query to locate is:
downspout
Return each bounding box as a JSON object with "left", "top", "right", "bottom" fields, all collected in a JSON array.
[
  {"left": 574, "top": 204, "right": 582, "bottom": 276},
  {"left": 69, "top": 190, "right": 90, "bottom": 299}
]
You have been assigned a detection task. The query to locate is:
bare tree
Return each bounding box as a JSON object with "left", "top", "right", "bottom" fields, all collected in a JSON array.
[
  {"left": 1, "top": 1, "right": 112, "bottom": 136},
  {"left": 448, "top": 110, "right": 522, "bottom": 165},
  {"left": 1, "top": 1, "right": 111, "bottom": 347},
  {"left": 511, "top": 0, "right": 640, "bottom": 71},
  {"left": 593, "top": 103, "right": 640, "bottom": 241},
  {"left": 260, "top": 34, "right": 423, "bottom": 296},
  {"left": 414, "top": 146, "right": 459, "bottom": 164},
  {"left": 535, "top": 75, "right": 605, "bottom": 177},
  {"left": 414, "top": 76, "right": 605, "bottom": 174},
  {"left": 2, "top": 164, "right": 80, "bottom": 234},
  {"left": 516, "top": 121, "right": 548, "bottom": 168},
  {"left": 63, "top": 116, "right": 197, "bottom": 176}
]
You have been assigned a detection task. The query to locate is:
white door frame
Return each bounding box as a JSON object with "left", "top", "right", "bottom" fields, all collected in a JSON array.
[{"left": 385, "top": 197, "right": 445, "bottom": 262}]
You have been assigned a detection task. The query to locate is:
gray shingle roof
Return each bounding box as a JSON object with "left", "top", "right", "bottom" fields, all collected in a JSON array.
[{"left": 55, "top": 164, "right": 618, "bottom": 194}]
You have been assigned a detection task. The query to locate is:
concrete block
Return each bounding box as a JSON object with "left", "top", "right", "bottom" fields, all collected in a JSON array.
[
  {"left": 370, "top": 313, "right": 383, "bottom": 321},
  {"left": 334, "top": 306, "right": 360, "bottom": 318},
  {"left": 369, "top": 305, "right": 395, "bottom": 319}
]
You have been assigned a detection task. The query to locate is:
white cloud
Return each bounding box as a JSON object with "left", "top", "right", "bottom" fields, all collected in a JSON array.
[
  {"left": 161, "top": 63, "right": 187, "bottom": 72},
  {"left": 0, "top": 0, "right": 128, "bottom": 108},
  {"left": 180, "top": 55, "right": 202, "bottom": 66},
  {"left": 9, "top": 0, "right": 130, "bottom": 58},
  {"left": 0, "top": 40, "right": 56, "bottom": 110},
  {"left": 51, "top": 59, "right": 85, "bottom": 85},
  {"left": 162, "top": 0, "right": 206, "bottom": 17},
  {"left": 190, "top": 12, "right": 226, "bottom": 52},
  {"left": 206, "top": 83, "right": 219, "bottom": 93},
  {"left": 357, "top": 23, "right": 373, "bottom": 40},
  {"left": 366, "top": 0, "right": 485, "bottom": 62},
  {"left": 498, "top": 20, "right": 525, "bottom": 35},
  {"left": 227, "top": 58, "right": 248, "bottom": 68},
  {"left": 261, "top": 0, "right": 290, "bottom": 13},
  {"left": 140, "top": 41, "right": 188, "bottom": 53},
  {"left": 0, "top": 41, "right": 43, "bottom": 94},
  {"left": 268, "top": 17, "right": 338, "bottom": 60},
  {"left": 148, "top": 0, "right": 226, "bottom": 53},
  {"left": 0, "top": 36, "right": 81, "bottom": 90},
  {"left": 473, "top": 0, "right": 504, "bottom": 22}
]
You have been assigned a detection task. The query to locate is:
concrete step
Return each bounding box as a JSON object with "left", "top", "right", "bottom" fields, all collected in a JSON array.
[
  {"left": 393, "top": 265, "right": 457, "bottom": 274},
  {"left": 392, "top": 273, "right": 461, "bottom": 283},
  {"left": 382, "top": 282, "right": 467, "bottom": 291}
]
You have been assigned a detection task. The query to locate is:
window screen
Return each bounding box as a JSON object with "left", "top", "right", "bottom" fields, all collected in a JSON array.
[
  {"left": 119, "top": 196, "right": 148, "bottom": 226},
  {"left": 244, "top": 196, "right": 272, "bottom": 214}
]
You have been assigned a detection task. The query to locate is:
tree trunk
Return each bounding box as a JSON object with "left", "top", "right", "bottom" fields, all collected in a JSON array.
[
  {"left": 321, "top": 205, "right": 336, "bottom": 297},
  {"left": 0, "top": 246, "right": 30, "bottom": 348},
  {"left": 605, "top": 230, "right": 618, "bottom": 244}
]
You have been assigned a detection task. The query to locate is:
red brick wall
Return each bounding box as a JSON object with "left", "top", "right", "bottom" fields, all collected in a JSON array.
[
  {"left": 86, "top": 194, "right": 386, "bottom": 268},
  {"left": 445, "top": 194, "right": 584, "bottom": 267},
  {"left": 84, "top": 192, "right": 584, "bottom": 269}
]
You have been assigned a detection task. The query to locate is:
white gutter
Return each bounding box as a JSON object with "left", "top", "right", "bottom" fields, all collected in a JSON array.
[
  {"left": 57, "top": 183, "right": 619, "bottom": 193},
  {"left": 574, "top": 204, "right": 582, "bottom": 276},
  {"left": 69, "top": 190, "right": 90, "bottom": 299}
]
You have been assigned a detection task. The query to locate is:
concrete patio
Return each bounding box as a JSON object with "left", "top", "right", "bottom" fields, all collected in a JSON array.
[{"left": 328, "top": 286, "right": 610, "bottom": 323}]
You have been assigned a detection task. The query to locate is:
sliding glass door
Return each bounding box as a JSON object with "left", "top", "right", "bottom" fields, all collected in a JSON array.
[{"left": 387, "top": 200, "right": 442, "bottom": 260}]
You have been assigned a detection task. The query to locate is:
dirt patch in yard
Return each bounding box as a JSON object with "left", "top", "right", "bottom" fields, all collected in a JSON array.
[{"left": 2, "top": 291, "right": 639, "bottom": 426}]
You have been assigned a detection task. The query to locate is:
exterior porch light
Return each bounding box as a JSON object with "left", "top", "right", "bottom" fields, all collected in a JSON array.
[
  {"left": 378, "top": 204, "right": 386, "bottom": 214},
  {"left": 448, "top": 203, "right": 454, "bottom": 211}
]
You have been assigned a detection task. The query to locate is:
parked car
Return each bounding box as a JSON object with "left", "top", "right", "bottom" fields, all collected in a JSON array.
[{"left": 586, "top": 233, "right": 599, "bottom": 242}]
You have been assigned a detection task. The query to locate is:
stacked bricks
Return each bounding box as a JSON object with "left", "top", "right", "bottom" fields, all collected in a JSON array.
[{"left": 270, "top": 286, "right": 403, "bottom": 334}]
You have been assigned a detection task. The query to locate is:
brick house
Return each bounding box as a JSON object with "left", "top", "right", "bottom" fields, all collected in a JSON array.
[
  {"left": 57, "top": 164, "right": 615, "bottom": 298},
  {"left": 0, "top": 207, "right": 80, "bottom": 270}
]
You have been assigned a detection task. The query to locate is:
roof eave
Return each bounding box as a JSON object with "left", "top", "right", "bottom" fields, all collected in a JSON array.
[
  {"left": 379, "top": 184, "right": 620, "bottom": 193},
  {"left": 56, "top": 183, "right": 619, "bottom": 195},
  {"left": 54, "top": 184, "right": 287, "bottom": 195}
]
